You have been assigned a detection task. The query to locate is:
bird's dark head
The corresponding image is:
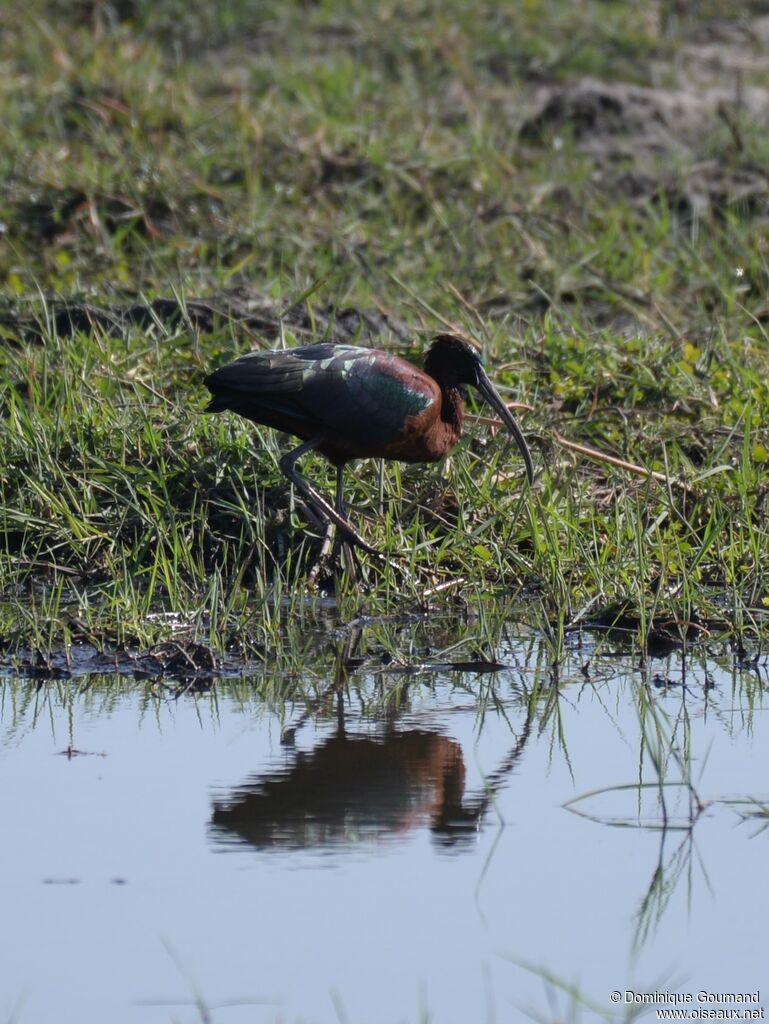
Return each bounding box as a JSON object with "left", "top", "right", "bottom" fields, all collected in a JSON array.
[
  {"left": 424, "top": 334, "right": 534, "bottom": 484},
  {"left": 423, "top": 334, "right": 485, "bottom": 390}
]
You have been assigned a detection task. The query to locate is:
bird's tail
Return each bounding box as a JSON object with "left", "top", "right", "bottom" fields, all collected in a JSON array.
[{"left": 203, "top": 395, "right": 230, "bottom": 413}]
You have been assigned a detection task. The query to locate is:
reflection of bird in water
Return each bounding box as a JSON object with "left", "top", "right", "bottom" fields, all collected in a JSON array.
[
  {"left": 211, "top": 729, "right": 475, "bottom": 850},
  {"left": 210, "top": 689, "right": 532, "bottom": 852}
]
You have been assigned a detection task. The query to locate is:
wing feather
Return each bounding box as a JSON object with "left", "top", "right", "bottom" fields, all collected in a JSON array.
[{"left": 204, "top": 344, "right": 437, "bottom": 453}]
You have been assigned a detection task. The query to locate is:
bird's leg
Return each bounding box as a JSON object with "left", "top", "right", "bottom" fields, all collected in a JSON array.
[
  {"left": 315, "top": 520, "right": 336, "bottom": 564},
  {"left": 334, "top": 465, "right": 361, "bottom": 577},
  {"left": 335, "top": 465, "right": 347, "bottom": 520},
  {"left": 279, "top": 439, "right": 379, "bottom": 555},
  {"left": 314, "top": 465, "right": 346, "bottom": 566},
  {"left": 308, "top": 466, "right": 357, "bottom": 587}
]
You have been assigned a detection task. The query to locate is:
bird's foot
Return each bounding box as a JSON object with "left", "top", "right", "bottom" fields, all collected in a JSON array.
[
  {"left": 307, "top": 552, "right": 337, "bottom": 590},
  {"left": 335, "top": 520, "right": 381, "bottom": 557},
  {"left": 307, "top": 527, "right": 365, "bottom": 588}
]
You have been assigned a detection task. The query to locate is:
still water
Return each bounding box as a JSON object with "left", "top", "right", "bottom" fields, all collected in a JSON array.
[{"left": 0, "top": 623, "right": 767, "bottom": 1024}]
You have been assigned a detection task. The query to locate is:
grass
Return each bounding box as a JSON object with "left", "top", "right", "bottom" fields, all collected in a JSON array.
[{"left": 3, "top": 1, "right": 769, "bottom": 656}]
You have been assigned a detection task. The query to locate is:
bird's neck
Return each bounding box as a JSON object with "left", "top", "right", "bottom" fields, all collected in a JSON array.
[{"left": 440, "top": 385, "right": 465, "bottom": 433}]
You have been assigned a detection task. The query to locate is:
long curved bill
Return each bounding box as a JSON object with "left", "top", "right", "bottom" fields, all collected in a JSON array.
[{"left": 475, "top": 369, "right": 534, "bottom": 484}]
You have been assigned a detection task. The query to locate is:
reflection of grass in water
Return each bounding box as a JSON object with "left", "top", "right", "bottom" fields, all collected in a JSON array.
[
  {"left": 0, "top": 616, "right": 765, "bottom": 999},
  {"left": 0, "top": 602, "right": 530, "bottom": 729}
]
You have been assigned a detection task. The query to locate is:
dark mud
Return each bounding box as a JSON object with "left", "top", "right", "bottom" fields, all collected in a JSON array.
[
  {"left": 0, "top": 288, "right": 411, "bottom": 347},
  {"left": 3, "top": 639, "right": 233, "bottom": 686},
  {"left": 0, "top": 594, "right": 750, "bottom": 685},
  {"left": 0, "top": 602, "right": 515, "bottom": 683},
  {"left": 521, "top": 76, "right": 769, "bottom": 215},
  {"left": 519, "top": 16, "right": 769, "bottom": 215}
]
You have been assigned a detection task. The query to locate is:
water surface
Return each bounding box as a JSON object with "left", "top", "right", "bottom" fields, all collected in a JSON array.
[{"left": 1, "top": 624, "right": 767, "bottom": 1023}]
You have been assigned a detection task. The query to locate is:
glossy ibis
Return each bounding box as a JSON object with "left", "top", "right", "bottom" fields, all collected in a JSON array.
[{"left": 204, "top": 334, "right": 533, "bottom": 554}]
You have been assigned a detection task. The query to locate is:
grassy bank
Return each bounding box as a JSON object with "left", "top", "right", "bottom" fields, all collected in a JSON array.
[{"left": 3, "top": 1, "right": 769, "bottom": 655}]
